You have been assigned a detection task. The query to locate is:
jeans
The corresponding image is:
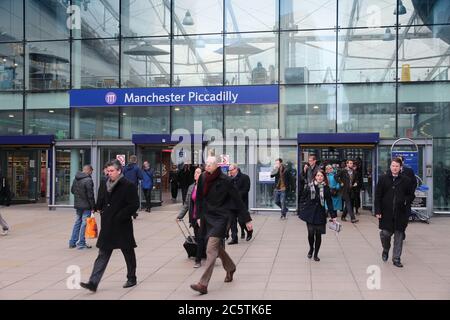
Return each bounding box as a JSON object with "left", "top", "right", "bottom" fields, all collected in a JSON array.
[
  {"left": 143, "top": 188, "right": 152, "bottom": 210},
  {"left": 274, "top": 190, "right": 288, "bottom": 216},
  {"left": 69, "top": 209, "right": 91, "bottom": 247}
]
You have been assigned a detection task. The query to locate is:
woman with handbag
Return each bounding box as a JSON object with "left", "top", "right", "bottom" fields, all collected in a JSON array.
[
  {"left": 326, "top": 165, "right": 342, "bottom": 216},
  {"left": 298, "top": 170, "right": 336, "bottom": 261}
]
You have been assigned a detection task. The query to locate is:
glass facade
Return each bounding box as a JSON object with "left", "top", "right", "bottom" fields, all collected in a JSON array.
[{"left": 0, "top": 0, "right": 449, "bottom": 212}]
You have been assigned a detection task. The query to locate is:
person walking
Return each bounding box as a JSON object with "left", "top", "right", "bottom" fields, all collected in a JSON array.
[
  {"left": 177, "top": 167, "right": 206, "bottom": 268},
  {"left": 123, "top": 155, "right": 142, "bottom": 219},
  {"left": 80, "top": 159, "right": 140, "bottom": 292},
  {"left": 227, "top": 163, "right": 252, "bottom": 244},
  {"left": 69, "top": 165, "right": 95, "bottom": 250},
  {"left": 0, "top": 172, "right": 11, "bottom": 235},
  {"left": 141, "top": 161, "right": 154, "bottom": 212},
  {"left": 351, "top": 161, "right": 364, "bottom": 215},
  {"left": 340, "top": 159, "right": 359, "bottom": 223},
  {"left": 169, "top": 165, "right": 179, "bottom": 202},
  {"left": 326, "top": 164, "right": 342, "bottom": 215},
  {"left": 298, "top": 170, "right": 336, "bottom": 262},
  {"left": 375, "top": 158, "right": 415, "bottom": 268},
  {"left": 190, "top": 156, "right": 253, "bottom": 295},
  {"left": 271, "top": 158, "right": 291, "bottom": 219},
  {"left": 178, "top": 164, "right": 193, "bottom": 205},
  {"left": 302, "top": 155, "right": 320, "bottom": 187}
]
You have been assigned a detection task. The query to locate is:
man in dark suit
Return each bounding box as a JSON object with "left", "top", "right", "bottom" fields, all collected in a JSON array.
[
  {"left": 227, "top": 163, "right": 253, "bottom": 244},
  {"left": 80, "top": 159, "right": 140, "bottom": 292},
  {"left": 190, "top": 156, "right": 253, "bottom": 295}
]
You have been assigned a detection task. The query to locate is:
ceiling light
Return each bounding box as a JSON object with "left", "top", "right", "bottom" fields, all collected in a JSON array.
[
  {"left": 245, "top": 110, "right": 251, "bottom": 114},
  {"left": 8, "top": 114, "right": 14, "bottom": 118},
  {"left": 383, "top": 28, "right": 394, "bottom": 41},
  {"left": 394, "top": 0, "right": 406, "bottom": 15},
  {"left": 174, "top": 107, "right": 180, "bottom": 111},
  {"left": 182, "top": 10, "right": 194, "bottom": 26},
  {"left": 48, "top": 110, "right": 54, "bottom": 113},
  {"left": 122, "top": 112, "right": 127, "bottom": 116},
  {"left": 313, "top": 105, "right": 319, "bottom": 110}
]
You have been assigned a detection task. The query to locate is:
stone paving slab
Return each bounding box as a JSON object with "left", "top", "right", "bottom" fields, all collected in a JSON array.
[{"left": 1, "top": 203, "right": 450, "bottom": 300}]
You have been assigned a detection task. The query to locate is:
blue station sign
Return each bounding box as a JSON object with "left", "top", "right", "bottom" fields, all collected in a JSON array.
[
  {"left": 69, "top": 85, "right": 279, "bottom": 108},
  {"left": 392, "top": 151, "right": 419, "bottom": 175}
]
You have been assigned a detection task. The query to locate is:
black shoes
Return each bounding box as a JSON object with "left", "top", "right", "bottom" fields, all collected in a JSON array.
[
  {"left": 80, "top": 282, "right": 97, "bottom": 293},
  {"left": 351, "top": 219, "right": 359, "bottom": 223},
  {"left": 393, "top": 261, "right": 403, "bottom": 268},
  {"left": 382, "top": 251, "right": 389, "bottom": 262},
  {"left": 123, "top": 280, "right": 137, "bottom": 288},
  {"left": 307, "top": 249, "right": 313, "bottom": 259},
  {"left": 341, "top": 217, "right": 347, "bottom": 221},
  {"left": 228, "top": 239, "right": 238, "bottom": 245},
  {"left": 246, "top": 230, "right": 253, "bottom": 241},
  {"left": 280, "top": 214, "right": 287, "bottom": 220},
  {"left": 313, "top": 256, "right": 320, "bottom": 262},
  {"left": 241, "top": 231, "right": 246, "bottom": 239}
]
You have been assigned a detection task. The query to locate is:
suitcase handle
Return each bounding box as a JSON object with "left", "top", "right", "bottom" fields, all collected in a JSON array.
[{"left": 176, "top": 218, "right": 195, "bottom": 241}]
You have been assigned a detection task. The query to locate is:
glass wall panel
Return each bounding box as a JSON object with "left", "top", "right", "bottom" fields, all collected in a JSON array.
[
  {"left": 398, "top": 25, "right": 450, "bottom": 82},
  {"left": 121, "top": 106, "right": 170, "bottom": 138},
  {"left": 122, "top": 37, "right": 170, "bottom": 87},
  {"left": 280, "top": 85, "right": 336, "bottom": 138},
  {"left": 398, "top": 82, "right": 450, "bottom": 138},
  {"left": 225, "top": 0, "right": 278, "bottom": 33},
  {"left": 225, "top": 32, "right": 277, "bottom": 86},
  {"left": 280, "top": 30, "right": 336, "bottom": 84},
  {"left": 171, "top": 105, "right": 222, "bottom": 135},
  {"left": 25, "top": 41, "right": 70, "bottom": 91},
  {"left": 0, "top": 42, "right": 24, "bottom": 91},
  {"left": 72, "top": 107, "right": 119, "bottom": 139},
  {"left": 173, "top": 34, "right": 223, "bottom": 86},
  {"left": 338, "top": 27, "right": 397, "bottom": 83},
  {"left": 0, "top": 0, "right": 23, "bottom": 41},
  {"left": 255, "top": 146, "right": 297, "bottom": 209},
  {"left": 0, "top": 92, "right": 22, "bottom": 135},
  {"left": 280, "top": 0, "right": 336, "bottom": 30},
  {"left": 173, "top": 0, "right": 223, "bottom": 35},
  {"left": 72, "top": 39, "right": 119, "bottom": 89},
  {"left": 339, "top": 0, "right": 396, "bottom": 28},
  {"left": 121, "top": 0, "right": 170, "bottom": 37},
  {"left": 78, "top": 0, "right": 119, "bottom": 39},
  {"left": 337, "top": 83, "right": 396, "bottom": 138},
  {"left": 400, "top": 0, "right": 450, "bottom": 26},
  {"left": 225, "top": 104, "right": 278, "bottom": 132},
  {"left": 433, "top": 138, "right": 450, "bottom": 212},
  {"left": 25, "top": 0, "right": 69, "bottom": 41}
]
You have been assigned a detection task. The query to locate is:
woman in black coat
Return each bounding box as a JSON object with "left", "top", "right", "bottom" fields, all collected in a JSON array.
[{"left": 298, "top": 170, "right": 336, "bottom": 261}]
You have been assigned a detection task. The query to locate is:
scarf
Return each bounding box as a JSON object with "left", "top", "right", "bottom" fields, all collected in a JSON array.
[
  {"left": 203, "top": 167, "right": 222, "bottom": 196},
  {"left": 106, "top": 174, "right": 123, "bottom": 193},
  {"left": 310, "top": 181, "right": 325, "bottom": 206}
]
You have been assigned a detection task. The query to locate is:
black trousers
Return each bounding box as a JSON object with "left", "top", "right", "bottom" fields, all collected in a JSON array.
[
  {"left": 193, "top": 222, "right": 206, "bottom": 263},
  {"left": 89, "top": 248, "right": 136, "bottom": 286},
  {"left": 143, "top": 188, "right": 152, "bottom": 210},
  {"left": 181, "top": 186, "right": 189, "bottom": 204},
  {"left": 230, "top": 216, "right": 247, "bottom": 241},
  {"left": 171, "top": 183, "right": 178, "bottom": 199}
]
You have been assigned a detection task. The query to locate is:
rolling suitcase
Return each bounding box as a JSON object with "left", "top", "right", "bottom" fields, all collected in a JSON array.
[{"left": 176, "top": 219, "right": 198, "bottom": 258}]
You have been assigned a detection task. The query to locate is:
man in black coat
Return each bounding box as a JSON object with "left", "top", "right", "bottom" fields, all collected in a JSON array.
[
  {"left": 190, "top": 156, "right": 253, "bottom": 295},
  {"left": 375, "top": 158, "right": 415, "bottom": 268},
  {"left": 69, "top": 164, "right": 95, "bottom": 249},
  {"left": 80, "top": 159, "right": 140, "bottom": 292},
  {"left": 178, "top": 164, "right": 193, "bottom": 205},
  {"left": 340, "top": 159, "right": 359, "bottom": 223},
  {"left": 227, "top": 163, "right": 252, "bottom": 244}
]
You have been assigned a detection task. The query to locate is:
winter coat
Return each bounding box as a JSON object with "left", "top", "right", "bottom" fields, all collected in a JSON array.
[
  {"left": 298, "top": 184, "right": 336, "bottom": 225},
  {"left": 141, "top": 168, "right": 154, "bottom": 190},
  {"left": 270, "top": 165, "right": 292, "bottom": 191},
  {"left": 375, "top": 172, "right": 415, "bottom": 233},
  {"left": 401, "top": 166, "right": 417, "bottom": 193},
  {"left": 0, "top": 176, "right": 11, "bottom": 206},
  {"left": 327, "top": 172, "right": 342, "bottom": 211},
  {"left": 95, "top": 177, "right": 140, "bottom": 250},
  {"left": 231, "top": 170, "right": 251, "bottom": 209},
  {"left": 340, "top": 168, "right": 358, "bottom": 200},
  {"left": 178, "top": 167, "right": 193, "bottom": 188},
  {"left": 177, "top": 183, "right": 198, "bottom": 225},
  {"left": 123, "top": 163, "right": 143, "bottom": 186},
  {"left": 71, "top": 172, "right": 95, "bottom": 211},
  {"left": 196, "top": 171, "right": 252, "bottom": 239}
]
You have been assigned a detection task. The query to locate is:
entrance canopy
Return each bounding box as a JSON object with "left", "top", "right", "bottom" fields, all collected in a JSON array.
[
  {"left": 297, "top": 133, "right": 380, "bottom": 145},
  {"left": 0, "top": 135, "right": 55, "bottom": 146}
]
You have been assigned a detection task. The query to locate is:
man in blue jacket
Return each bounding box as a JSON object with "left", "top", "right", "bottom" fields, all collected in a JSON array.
[
  {"left": 141, "top": 161, "right": 154, "bottom": 212},
  {"left": 123, "top": 155, "right": 143, "bottom": 219}
]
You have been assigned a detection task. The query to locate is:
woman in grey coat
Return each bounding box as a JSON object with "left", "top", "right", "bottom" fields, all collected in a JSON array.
[{"left": 177, "top": 167, "right": 205, "bottom": 268}]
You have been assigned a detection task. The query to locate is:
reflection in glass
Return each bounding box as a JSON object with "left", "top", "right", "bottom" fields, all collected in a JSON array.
[
  {"left": 280, "top": 85, "right": 336, "bottom": 138},
  {"left": 26, "top": 41, "right": 70, "bottom": 91},
  {"left": 224, "top": 33, "right": 277, "bottom": 85},
  {"left": 0, "top": 43, "right": 24, "bottom": 91},
  {"left": 0, "top": 0, "right": 23, "bottom": 41},
  {"left": 72, "top": 39, "right": 119, "bottom": 89},
  {"left": 337, "top": 84, "right": 396, "bottom": 138},
  {"left": 78, "top": 0, "right": 119, "bottom": 39},
  {"left": 121, "top": 0, "right": 170, "bottom": 37},
  {"left": 339, "top": 0, "right": 396, "bottom": 28},
  {"left": 225, "top": 0, "right": 278, "bottom": 32},
  {"left": 122, "top": 38, "right": 170, "bottom": 87},
  {"left": 225, "top": 104, "right": 278, "bottom": 132},
  {"left": 398, "top": 83, "right": 450, "bottom": 138},
  {"left": 280, "top": 0, "right": 336, "bottom": 30},
  {"left": 173, "top": 0, "right": 223, "bottom": 35},
  {"left": 72, "top": 107, "right": 119, "bottom": 139},
  {"left": 173, "top": 35, "right": 223, "bottom": 86},
  {"left": 25, "top": 109, "right": 70, "bottom": 138},
  {"left": 338, "top": 28, "right": 396, "bottom": 83},
  {"left": 0, "top": 110, "right": 22, "bottom": 135},
  {"left": 171, "top": 105, "right": 222, "bottom": 135},
  {"left": 25, "top": 0, "right": 69, "bottom": 40},
  {"left": 280, "top": 30, "right": 336, "bottom": 84},
  {"left": 433, "top": 139, "right": 450, "bottom": 212},
  {"left": 121, "top": 106, "right": 170, "bottom": 138}
]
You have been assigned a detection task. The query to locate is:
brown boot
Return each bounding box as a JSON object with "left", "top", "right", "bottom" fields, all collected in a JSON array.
[
  {"left": 224, "top": 268, "right": 236, "bottom": 283},
  {"left": 190, "top": 283, "right": 207, "bottom": 294}
]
